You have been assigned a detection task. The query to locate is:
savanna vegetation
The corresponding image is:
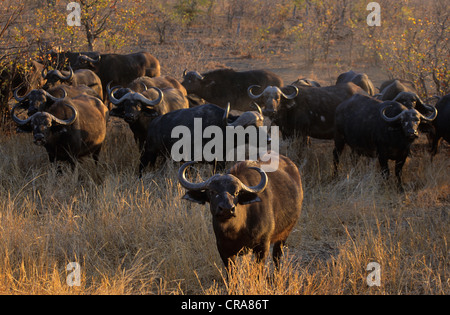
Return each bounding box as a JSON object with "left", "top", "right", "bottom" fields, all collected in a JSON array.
[{"left": 0, "top": 0, "right": 448, "bottom": 295}]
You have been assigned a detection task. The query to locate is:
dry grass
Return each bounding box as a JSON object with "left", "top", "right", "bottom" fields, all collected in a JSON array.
[
  {"left": 0, "top": 119, "right": 448, "bottom": 295},
  {"left": 1, "top": 0, "right": 448, "bottom": 296}
]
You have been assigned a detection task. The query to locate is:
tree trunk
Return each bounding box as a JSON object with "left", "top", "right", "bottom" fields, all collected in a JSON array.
[{"left": 84, "top": 21, "right": 95, "bottom": 52}]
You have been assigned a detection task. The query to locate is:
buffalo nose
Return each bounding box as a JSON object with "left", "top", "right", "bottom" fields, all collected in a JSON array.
[
  {"left": 124, "top": 113, "right": 136, "bottom": 122},
  {"left": 217, "top": 205, "right": 236, "bottom": 217},
  {"left": 34, "top": 134, "right": 45, "bottom": 145}
]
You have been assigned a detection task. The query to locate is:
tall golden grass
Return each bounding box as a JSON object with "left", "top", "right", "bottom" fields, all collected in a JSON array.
[{"left": 0, "top": 120, "right": 448, "bottom": 295}]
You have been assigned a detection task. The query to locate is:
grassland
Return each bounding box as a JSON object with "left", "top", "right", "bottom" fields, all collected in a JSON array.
[
  {"left": 0, "top": 119, "right": 448, "bottom": 294},
  {"left": 0, "top": 0, "right": 449, "bottom": 295}
]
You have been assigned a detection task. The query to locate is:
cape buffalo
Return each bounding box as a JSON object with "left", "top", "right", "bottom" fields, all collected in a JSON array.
[
  {"left": 248, "top": 85, "right": 299, "bottom": 116},
  {"left": 181, "top": 68, "right": 283, "bottom": 111},
  {"left": 13, "top": 85, "right": 101, "bottom": 117},
  {"left": 336, "top": 70, "right": 376, "bottom": 96},
  {"left": 42, "top": 67, "right": 103, "bottom": 100},
  {"left": 1, "top": 60, "right": 45, "bottom": 108},
  {"left": 333, "top": 94, "right": 438, "bottom": 191},
  {"left": 376, "top": 80, "right": 437, "bottom": 136},
  {"left": 74, "top": 52, "right": 161, "bottom": 106},
  {"left": 291, "top": 78, "right": 321, "bottom": 87},
  {"left": 430, "top": 94, "right": 450, "bottom": 157},
  {"left": 378, "top": 79, "right": 417, "bottom": 100},
  {"left": 11, "top": 94, "right": 108, "bottom": 166},
  {"left": 108, "top": 85, "right": 189, "bottom": 150},
  {"left": 256, "top": 82, "right": 367, "bottom": 142},
  {"left": 138, "top": 103, "right": 264, "bottom": 176},
  {"left": 44, "top": 50, "right": 100, "bottom": 69},
  {"left": 178, "top": 154, "right": 303, "bottom": 268},
  {"left": 128, "top": 75, "right": 187, "bottom": 96}
]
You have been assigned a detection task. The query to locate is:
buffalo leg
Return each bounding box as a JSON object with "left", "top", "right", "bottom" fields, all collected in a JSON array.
[
  {"left": 349, "top": 150, "right": 360, "bottom": 166},
  {"left": 222, "top": 254, "right": 237, "bottom": 271},
  {"left": 49, "top": 154, "right": 63, "bottom": 175},
  {"left": 92, "top": 146, "right": 102, "bottom": 165},
  {"left": 48, "top": 153, "right": 56, "bottom": 164},
  {"left": 139, "top": 151, "right": 157, "bottom": 177},
  {"left": 395, "top": 158, "right": 407, "bottom": 192},
  {"left": 218, "top": 245, "right": 237, "bottom": 274},
  {"left": 272, "top": 240, "right": 285, "bottom": 269},
  {"left": 253, "top": 240, "right": 270, "bottom": 265},
  {"left": 332, "top": 148, "right": 341, "bottom": 176},
  {"left": 333, "top": 135, "right": 345, "bottom": 177},
  {"left": 430, "top": 135, "right": 442, "bottom": 160},
  {"left": 378, "top": 155, "right": 390, "bottom": 180}
]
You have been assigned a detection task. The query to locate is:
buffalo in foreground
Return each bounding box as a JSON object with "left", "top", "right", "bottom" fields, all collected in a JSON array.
[
  {"left": 178, "top": 154, "right": 303, "bottom": 268},
  {"left": 333, "top": 94, "right": 438, "bottom": 191}
]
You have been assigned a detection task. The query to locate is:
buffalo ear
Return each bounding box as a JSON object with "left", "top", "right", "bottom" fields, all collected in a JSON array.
[
  {"left": 182, "top": 190, "right": 209, "bottom": 205},
  {"left": 238, "top": 192, "right": 261, "bottom": 205}
]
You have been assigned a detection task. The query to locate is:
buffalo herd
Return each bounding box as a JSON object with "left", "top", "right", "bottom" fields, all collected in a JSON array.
[{"left": 4, "top": 50, "right": 449, "bottom": 268}]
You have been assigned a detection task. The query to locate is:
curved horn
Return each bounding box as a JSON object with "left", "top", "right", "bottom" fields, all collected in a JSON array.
[
  {"left": 247, "top": 85, "right": 264, "bottom": 99},
  {"left": 415, "top": 96, "right": 437, "bottom": 113},
  {"left": 392, "top": 91, "right": 413, "bottom": 103},
  {"left": 432, "top": 95, "right": 442, "bottom": 102},
  {"left": 107, "top": 82, "right": 127, "bottom": 105},
  {"left": 426, "top": 95, "right": 442, "bottom": 103},
  {"left": 251, "top": 102, "right": 263, "bottom": 116},
  {"left": 193, "top": 71, "right": 204, "bottom": 80},
  {"left": 178, "top": 161, "right": 220, "bottom": 191},
  {"left": 10, "top": 103, "right": 39, "bottom": 126},
  {"left": 183, "top": 69, "right": 188, "bottom": 77},
  {"left": 223, "top": 103, "right": 230, "bottom": 125},
  {"left": 43, "top": 88, "right": 67, "bottom": 102},
  {"left": 140, "top": 82, "right": 149, "bottom": 91},
  {"left": 394, "top": 92, "right": 437, "bottom": 114},
  {"left": 79, "top": 54, "right": 100, "bottom": 63},
  {"left": 49, "top": 103, "right": 78, "bottom": 126},
  {"left": 239, "top": 167, "right": 268, "bottom": 194},
  {"left": 373, "top": 93, "right": 383, "bottom": 99},
  {"left": 380, "top": 104, "right": 404, "bottom": 123},
  {"left": 137, "top": 88, "right": 164, "bottom": 108},
  {"left": 229, "top": 111, "right": 261, "bottom": 127},
  {"left": 106, "top": 81, "right": 121, "bottom": 97},
  {"left": 13, "top": 87, "right": 31, "bottom": 102},
  {"left": 418, "top": 107, "right": 438, "bottom": 122},
  {"left": 110, "top": 90, "right": 132, "bottom": 105},
  {"left": 281, "top": 85, "right": 299, "bottom": 99},
  {"left": 41, "top": 67, "right": 48, "bottom": 80},
  {"left": 57, "top": 67, "right": 73, "bottom": 81}
]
